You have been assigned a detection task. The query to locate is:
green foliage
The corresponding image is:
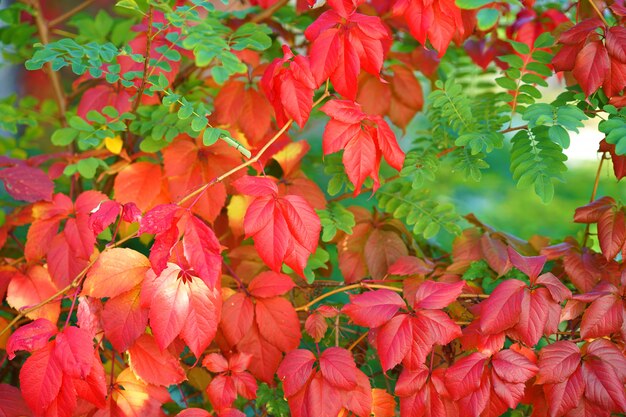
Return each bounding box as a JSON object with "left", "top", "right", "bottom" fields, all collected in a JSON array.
[
  {"left": 400, "top": 149, "right": 439, "bottom": 189},
  {"left": 317, "top": 203, "right": 356, "bottom": 242},
  {"left": 522, "top": 103, "right": 587, "bottom": 149},
  {"left": 256, "top": 383, "right": 290, "bottom": 417},
  {"left": 599, "top": 106, "right": 626, "bottom": 155},
  {"left": 510, "top": 127, "right": 568, "bottom": 203},
  {"left": 377, "top": 179, "right": 462, "bottom": 239},
  {"left": 496, "top": 33, "right": 554, "bottom": 115}
]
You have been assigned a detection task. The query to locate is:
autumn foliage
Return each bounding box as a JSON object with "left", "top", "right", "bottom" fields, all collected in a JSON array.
[{"left": 0, "top": 0, "right": 625, "bottom": 416}]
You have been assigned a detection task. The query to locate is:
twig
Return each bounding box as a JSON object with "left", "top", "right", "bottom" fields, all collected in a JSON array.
[
  {"left": 587, "top": 0, "right": 609, "bottom": 26},
  {"left": 250, "top": 0, "right": 288, "bottom": 23},
  {"left": 49, "top": 0, "right": 95, "bottom": 27},
  {"left": 24, "top": 0, "right": 67, "bottom": 120},
  {"left": 348, "top": 332, "right": 368, "bottom": 351},
  {"left": 131, "top": 6, "right": 154, "bottom": 114},
  {"left": 582, "top": 152, "right": 608, "bottom": 247}
]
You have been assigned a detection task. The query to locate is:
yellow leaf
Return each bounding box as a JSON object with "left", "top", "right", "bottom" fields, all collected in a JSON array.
[{"left": 105, "top": 135, "right": 123, "bottom": 154}]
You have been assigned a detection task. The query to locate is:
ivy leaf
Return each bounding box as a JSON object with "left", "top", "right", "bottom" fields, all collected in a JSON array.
[{"left": 304, "top": 3, "right": 390, "bottom": 99}]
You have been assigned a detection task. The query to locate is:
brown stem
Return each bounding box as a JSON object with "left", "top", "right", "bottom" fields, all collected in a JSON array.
[
  {"left": 250, "top": 0, "right": 288, "bottom": 22},
  {"left": 587, "top": 0, "right": 609, "bottom": 26},
  {"left": 24, "top": 0, "right": 67, "bottom": 122},
  {"left": 48, "top": 0, "right": 95, "bottom": 27},
  {"left": 348, "top": 332, "right": 368, "bottom": 351},
  {"left": 131, "top": 6, "right": 154, "bottom": 114},
  {"left": 582, "top": 152, "right": 607, "bottom": 247}
]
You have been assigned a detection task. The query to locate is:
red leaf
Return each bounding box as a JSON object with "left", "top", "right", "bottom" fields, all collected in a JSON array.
[
  {"left": 321, "top": 100, "right": 404, "bottom": 193},
  {"left": 213, "top": 80, "right": 273, "bottom": 143},
  {"left": 53, "top": 326, "right": 94, "bottom": 379},
  {"left": 404, "top": 310, "right": 461, "bottom": 369},
  {"left": 388, "top": 256, "right": 434, "bottom": 276},
  {"left": 6, "top": 318, "right": 57, "bottom": 360},
  {"left": 139, "top": 204, "right": 181, "bottom": 235},
  {"left": 141, "top": 264, "right": 191, "bottom": 350},
  {"left": 536, "top": 341, "right": 581, "bottom": 384},
  {"left": 559, "top": 18, "right": 604, "bottom": 44},
  {"left": 305, "top": 313, "right": 328, "bottom": 342},
  {"left": 0, "top": 165, "right": 53, "bottom": 203},
  {"left": 233, "top": 176, "right": 278, "bottom": 197},
  {"left": 393, "top": 0, "right": 468, "bottom": 57},
  {"left": 606, "top": 26, "right": 626, "bottom": 62},
  {"left": 319, "top": 347, "right": 359, "bottom": 389},
  {"left": 544, "top": 366, "right": 585, "bottom": 417},
  {"left": 220, "top": 292, "right": 254, "bottom": 346},
  {"left": 255, "top": 297, "right": 301, "bottom": 352},
  {"left": 183, "top": 215, "right": 222, "bottom": 288},
  {"left": 574, "top": 197, "right": 615, "bottom": 223},
  {"left": 478, "top": 279, "right": 527, "bottom": 334},
  {"left": 278, "top": 349, "right": 317, "bottom": 397},
  {"left": 127, "top": 334, "right": 186, "bottom": 386},
  {"left": 572, "top": 40, "right": 610, "bottom": 97},
  {"left": 19, "top": 343, "right": 63, "bottom": 415},
  {"left": 262, "top": 45, "right": 317, "bottom": 128},
  {"left": 445, "top": 352, "right": 488, "bottom": 400},
  {"left": 114, "top": 162, "right": 166, "bottom": 212},
  {"left": 208, "top": 375, "right": 237, "bottom": 411},
  {"left": 582, "top": 357, "right": 626, "bottom": 411},
  {"left": 506, "top": 247, "right": 546, "bottom": 281},
  {"left": 248, "top": 271, "right": 296, "bottom": 298},
  {"left": 180, "top": 276, "right": 220, "bottom": 358},
  {"left": 177, "top": 409, "right": 213, "bottom": 417},
  {"left": 343, "top": 289, "right": 405, "bottom": 328},
  {"left": 82, "top": 248, "right": 150, "bottom": 299},
  {"left": 305, "top": 8, "right": 389, "bottom": 100},
  {"left": 7, "top": 266, "right": 60, "bottom": 323},
  {"left": 88, "top": 200, "right": 121, "bottom": 235},
  {"left": 203, "top": 353, "right": 229, "bottom": 373},
  {"left": 236, "top": 323, "right": 283, "bottom": 384},
  {"left": 491, "top": 349, "right": 538, "bottom": 383},
  {"left": 586, "top": 339, "right": 626, "bottom": 381},
  {"left": 580, "top": 293, "right": 624, "bottom": 339},
  {"left": 395, "top": 366, "right": 429, "bottom": 397},
  {"left": 304, "top": 372, "right": 344, "bottom": 417},
  {"left": 536, "top": 272, "right": 572, "bottom": 302},
  {"left": 239, "top": 181, "right": 320, "bottom": 275},
  {"left": 413, "top": 280, "right": 465, "bottom": 310},
  {"left": 102, "top": 287, "right": 148, "bottom": 352},
  {"left": 149, "top": 223, "right": 179, "bottom": 276},
  {"left": 376, "top": 313, "right": 412, "bottom": 371},
  {"left": 596, "top": 207, "right": 626, "bottom": 260},
  {"left": 0, "top": 384, "right": 32, "bottom": 417},
  {"left": 364, "top": 229, "right": 409, "bottom": 280}
]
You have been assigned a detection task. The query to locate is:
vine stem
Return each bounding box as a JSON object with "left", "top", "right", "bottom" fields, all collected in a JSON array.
[
  {"left": 49, "top": 0, "right": 95, "bottom": 27},
  {"left": 587, "top": 0, "right": 609, "bottom": 26},
  {"left": 294, "top": 283, "right": 401, "bottom": 312},
  {"left": 348, "top": 331, "right": 368, "bottom": 351},
  {"left": 131, "top": 6, "right": 154, "bottom": 114},
  {"left": 23, "top": 0, "right": 67, "bottom": 120},
  {"left": 582, "top": 152, "right": 607, "bottom": 247}
]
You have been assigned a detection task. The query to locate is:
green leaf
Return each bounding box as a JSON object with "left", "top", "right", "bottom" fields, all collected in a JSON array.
[
  {"left": 455, "top": 0, "right": 493, "bottom": 9},
  {"left": 51, "top": 128, "right": 78, "bottom": 146},
  {"left": 548, "top": 125, "right": 570, "bottom": 148},
  {"left": 317, "top": 203, "right": 356, "bottom": 242},
  {"left": 191, "top": 115, "right": 208, "bottom": 132},
  {"left": 203, "top": 127, "right": 225, "bottom": 146},
  {"left": 476, "top": 8, "right": 499, "bottom": 30},
  {"left": 509, "top": 40, "right": 530, "bottom": 55}
]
